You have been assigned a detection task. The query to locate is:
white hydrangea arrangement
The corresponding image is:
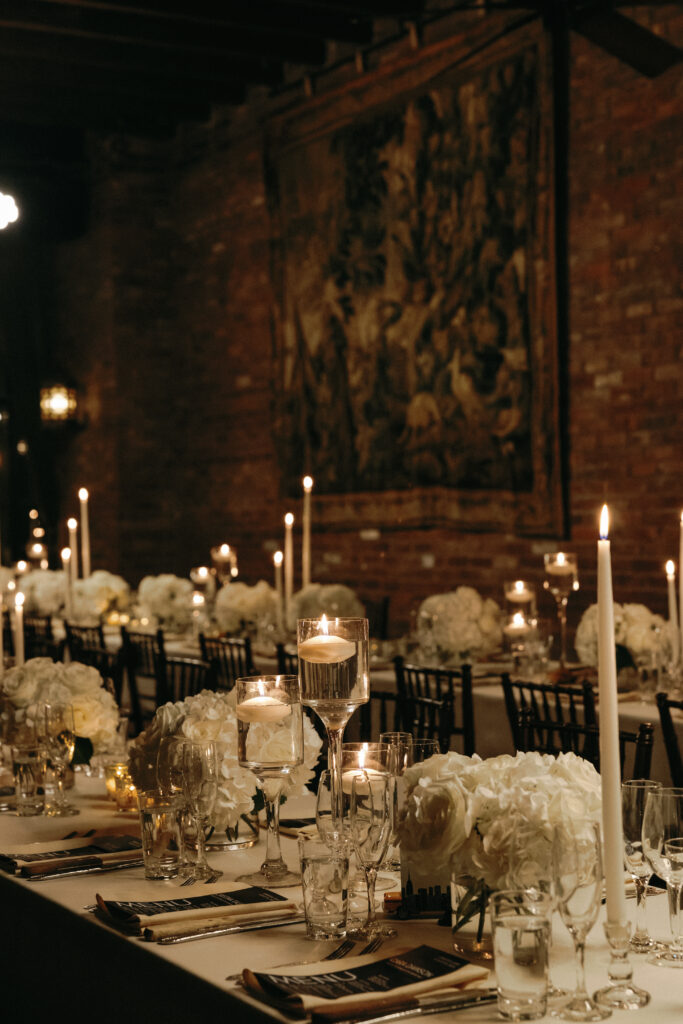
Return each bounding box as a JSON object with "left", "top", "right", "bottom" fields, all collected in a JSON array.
[
  {"left": 18, "top": 569, "right": 68, "bottom": 617},
  {"left": 135, "top": 574, "right": 194, "bottom": 633},
  {"left": 398, "top": 750, "right": 602, "bottom": 927},
  {"left": 1, "top": 657, "right": 120, "bottom": 756},
  {"left": 213, "top": 580, "right": 278, "bottom": 636},
  {"left": 416, "top": 587, "right": 503, "bottom": 665},
  {"left": 290, "top": 583, "right": 365, "bottom": 627},
  {"left": 575, "top": 602, "right": 668, "bottom": 667},
  {"left": 128, "top": 689, "right": 322, "bottom": 831},
  {"left": 72, "top": 570, "right": 130, "bottom": 622}
]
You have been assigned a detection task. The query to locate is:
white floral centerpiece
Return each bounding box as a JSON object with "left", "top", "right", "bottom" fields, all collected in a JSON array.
[
  {"left": 128, "top": 689, "right": 322, "bottom": 835},
  {"left": 213, "top": 580, "right": 277, "bottom": 636},
  {"left": 72, "top": 570, "right": 130, "bottom": 623},
  {"left": 575, "top": 602, "right": 669, "bottom": 669},
  {"left": 18, "top": 569, "right": 68, "bottom": 617},
  {"left": 289, "top": 583, "right": 365, "bottom": 629},
  {"left": 135, "top": 574, "right": 194, "bottom": 633},
  {"left": 398, "top": 749, "right": 601, "bottom": 929},
  {"left": 416, "top": 587, "right": 503, "bottom": 665},
  {"left": 1, "top": 657, "right": 120, "bottom": 760}
]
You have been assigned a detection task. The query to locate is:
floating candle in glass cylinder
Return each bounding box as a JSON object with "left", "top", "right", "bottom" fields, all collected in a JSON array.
[
  {"left": 504, "top": 579, "right": 536, "bottom": 607},
  {"left": 341, "top": 743, "right": 388, "bottom": 795},
  {"left": 235, "top": 681, "right": 292, "bottom": 723},
  {"left": 503, "top": 611, "right": 532, "bottom": 639}
]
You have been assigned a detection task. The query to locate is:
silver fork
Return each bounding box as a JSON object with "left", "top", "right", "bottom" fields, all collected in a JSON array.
[{"left": 225, "top": 937, "right": 356, "bottom": 982}]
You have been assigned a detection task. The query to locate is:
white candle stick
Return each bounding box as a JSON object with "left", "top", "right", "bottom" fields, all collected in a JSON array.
[
  {"left": 284, "top": 513, "right": 294, "bottom": 625},
  {"left": 273, "top": 550, "right": 284, "bottom": 632},
  {"left": 597, "top": 505, "right": 628, "bottom": 927},
  {"left": 14, "top": 591, "right": 25, "bottom": 667},
  {"left": 302, "top": 475, "right": 313, "bottom": 589},
  {"left": 666, "top": 560, "right": 680, "bottom": 666},
  {"left": 61, "top": 548, "right": 73, "bottom": 622},
  {"left": 78, "top": 488, "right": 91, "bottom": 578},
  {"left": 67, "top": 518, "right": 79, "bottom": 581}
]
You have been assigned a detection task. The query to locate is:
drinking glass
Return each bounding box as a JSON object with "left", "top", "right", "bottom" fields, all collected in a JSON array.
[
  {"left": 553, "top": 820, "right": 610, "bottom": 1020},
  {"left": 156, "top": 735, "right": 194, "bottom": 878},
  {"left": 349, "top": 771, "right": 396, "bottom": 939},
  {"left": 642, "top": 786, "right": 683, "bottom": 967},
  {"left": 380, "top": 731, "right": 413, "bottom": 872},
  {"left": 491, "top": 888, "right": 551, "bottom": 1021},
  {"left": 622, "top": 779, "right": 662, "bottom": 952},
  {"left": 408, "top": 738, "right": 440, "bottom": 764},
  {"left": 181, "top": 739, "right": 222, "bottom": 882},
  {"left": 543, "top": 552, "right": 579, "bottom": 669},
  {"left": 235, "top": 674, "right": 303, "bottom": 887},
  {"left": 44, "top": 703, "right": 79, "bottom": 817},
  {"left": 298, "top": 617, "right": 369, "bottom": 839}
]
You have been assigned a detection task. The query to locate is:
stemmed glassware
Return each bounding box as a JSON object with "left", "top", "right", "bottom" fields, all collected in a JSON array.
[
  {"left": 181, "top": 739, "right": 222, "bottom": 882},
  {"left": 622, "top": 779, "right": 662, "bottom": 952},
  {"left": 297, "top": 617, "right": 369, "bottom": 839},
  {"left": 543, "top": 552, "right": 579, "bottom": 670},
  {"left": 552, "top": 820, "right": 610, "bottom": 1021},
  {"left": 379, "top": 731, "right": 413, "bottom": 872},
  {"left": 43, "top": 703, "right": 79, "bottom": 817},
  {"left": 349, "top": 771, "right": 396, "bottom": 940},
  {"left": 641, "top": 786, "right": 683, "bottom": 967},
  {"left": 235, "top": 675, "right": 303, "bottom": 887}
]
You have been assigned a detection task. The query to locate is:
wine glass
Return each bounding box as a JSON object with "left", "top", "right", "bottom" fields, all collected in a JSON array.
[
  {"left": 44, "top": 703, "right": 79, "bottom": 817},
  {"left": 622, "top": 779, "right": 662, "bottom": 952},
  {"left": 349, "top": 771, "right": 396, "bottom": 940},
  {"left": 181, "top": 739, "right": 222, "bottom": 882},
  {"left": 552, "top": 820, "right": 610, "bottom": 1021},
  {"left": 543, "top": 552, "right": 579, "bottom": 670},
  {"left": 641, "top": 786, "right": 683, "bottom": 967},
  {"left": 297, "top": 617, "right": 369, "bottom": 839},
  {"left": 235, "top": 674, "right": 303, "bottom": 887}
]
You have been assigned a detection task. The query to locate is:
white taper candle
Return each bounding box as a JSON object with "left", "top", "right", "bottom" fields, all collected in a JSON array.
[{"left": 78, "top": 488, "right": 91, "bottom": 578}]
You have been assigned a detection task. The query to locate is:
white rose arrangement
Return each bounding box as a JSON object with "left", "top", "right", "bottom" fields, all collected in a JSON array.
[
  {"left": 398, "top": 750, "right": 602, "bottom": 926},
  {"left": 290, "top": 583, "right": 365, "bottom": 628},
  {"left": 128, "top": 689, "right": 323, "bottom": 831},
  {"left": 18, "top": 569, "right": 68, "bottom": 617},
  {"left": 72, "top": 570, "right": 130, "bottom": 622},
  {"left": 416, "top": 587, "right": 503, "bottom": 665},
  {"left": 135, "top": 574, "right": 194, "bottom": 633},
  {"left": 213, "top": 580, "right": 278, "bottom": 636},
  {"left": 575, "top": 602, "right": 668, "bottom": 668},
  {"left": 1, "top": 657, "right": 120, "bottom": 758}
]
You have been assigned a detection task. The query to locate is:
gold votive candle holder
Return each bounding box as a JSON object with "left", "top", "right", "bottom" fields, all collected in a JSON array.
[
  {"left": 105, "top": 762, "right": 129, "bottom": 802},
  {"left": 114, "top": 770, "right": 138, "bottom": 812}
]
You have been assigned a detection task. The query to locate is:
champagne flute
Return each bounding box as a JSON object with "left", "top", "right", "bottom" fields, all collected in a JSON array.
[
  {"left": 235, "top": 675, "right": 303, "bottom": 887},
  {"left": 553, "top": 820, "right": 610, "bottom": 1021},
  {"left": 642, "top": 786, "right": 683, "bottom": 967},
  {"left": 298, "top": 617, "right": 369, "bottom": 839},
  {"left": 181, "top": 739, "right": 222, "bottom": 882},
  {"left": 379, "top": 731, "right": 413, "bottom": 872},
  {"left": 622, "top": 779, "right": 662, "bottom": 952},
  {"left": 44, "top": 703, "right": 79, "bottom": 817},
  {"left": 543, "top": 552, "right": 579, "bottom": 670},
  {"left": 349, "top": 771, "right": 396, "bottom": 940}
]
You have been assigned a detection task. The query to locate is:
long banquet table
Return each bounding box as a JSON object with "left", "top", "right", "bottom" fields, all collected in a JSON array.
[{"left": 1, "top": 775, "right": 681, "bottom": 1024}]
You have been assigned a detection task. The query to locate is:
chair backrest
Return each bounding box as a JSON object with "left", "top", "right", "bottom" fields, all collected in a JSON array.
[
  {"left": 120, "top": 626, "right": 165, "bottom": 733},
  {"left": 275, "top": 643, "right": 299, "bottom": 676},
  {"left": 363, "top": 596, "right": 390, "bottom": 641},
  {"left": 24, "top": 615, "right": 63, "bottom": 661},
  {"left": 73, "top": 646, "right": 126, "bottom": 706},
  {"left": 393, "top": 656, "right": 475, "bottom": 755},
  {"left": 154, "top": 653, "right": 215, "bottom": 703},
  {"left": 358, "top": 690, "right": 399, "bottom": 741},
  {"left": 502, "top": 675, "right": 597, "bottom": 754},
  {"left": 198, "top": 634, "right": 254, "bottom": 691},
  {"left": 2, "top": 608, "right": 13, "bottom": 656},
  {"left": 65, "top": 621, "right": 105, "bottom": 658},
  {"left": 518, "top": 709, "right": 654, "bottom": 779},
  {"left": 656, "top": 691, "right": 683, "bottom": 786}
]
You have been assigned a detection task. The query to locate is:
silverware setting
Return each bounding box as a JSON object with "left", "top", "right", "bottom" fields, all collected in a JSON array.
[
  {"left": 225, "top": 933, "right": 384, "bottom": 982},
  {"left": 329, "top": 987, "right": 499, "bottom": 1024},
  {"left": 157, "top": 913, "right": 307, "bottom": 945},
  {"left": 180, "top": 869, "right": 222, "bottom": 887}
]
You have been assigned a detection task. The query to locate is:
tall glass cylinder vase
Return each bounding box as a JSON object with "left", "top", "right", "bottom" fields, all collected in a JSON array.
[{"left": 297, "top": 617, "right": 369, "bottom": 839}]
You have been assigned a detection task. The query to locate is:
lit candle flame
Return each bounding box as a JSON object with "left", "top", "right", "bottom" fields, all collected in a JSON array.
[
  {"left": 600, "top": 504, "right": 609, "bottom": 539},
  {"left": 61, "top": 547, "right": 71, "bottom": 561},
  {"left": 320, "top": 613, "right": 329, "bottom": 635},
  {"left": 220, "top": 543, "right": 230, "bottom": 556},
  {"left": 198, "top": 566, "right": 208, "bottom": 578},
  {"left": 78, "top": 487, "right": 89, "bottom": 501},
  {"left": 285, "top": 512, "right": 294, "bottom": 527},
  {"left": 273, "top": 550, "right": 283, "bottom": 566},
  {"left": 666, "top": 560, "right": 675, "bottom": 578},
  {"left": 67, "top": 517, "right": 78, "bottom": 530},
  {"left": 15, "top": 592, "right": 24, "bottom": 608},
  {"left": 303, "top": 475, "right": 313, "bottom": 492},
  {"left": 557, "top": 552, "right": 566, "bottom": 567},
  {"left": 514, "top": 580, "right": 525, "bottom": 593},
  {"left": 512, "top": 611, "right": 526, "bottom": 628}
]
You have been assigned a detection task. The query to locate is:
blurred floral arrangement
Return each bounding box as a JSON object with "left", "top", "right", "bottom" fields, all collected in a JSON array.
[
  {"left": 1, "top": 657, "right": 120, "bottom": 758},
  {"left": 213, "top": 580, "right": 277, "bottom": 636},
  {"left": 289, "top": 583, "right": 365, "bottom": 628},
  {"left": 128, "top": 689, "right": 322, "bottom": 831},
  {"left": 72, "top": 570, "right": 130, "bottom": 622},
  {"left": 0, "top": 566, "right": 14, "bottom": 593},
  {"left": 135, "top": 574, "right": 194, "bottom": 633},
  {"left": 17, "top": 569, "right": 68, "bottom": 617},
  {"left": 575, "top": 602, "right": 670, "bottom": 668},
  {"left": 415, "top": 587, "right": 503, "bottom": 665}
]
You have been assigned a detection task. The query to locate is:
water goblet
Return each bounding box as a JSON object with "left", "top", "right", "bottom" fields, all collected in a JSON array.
[
  {"left": 298, "top": 617, "right": 369, "bottom": 839},
  {"left": 181, "top": 739, "right": 222, "bottom": 882},
  {"left": 235, "top": 674, "right": 303, "bottom": 887},
  {"left": 622, "top": 779, "right": 662, "bottom": 952},
  {"left": 552, "top": 820, "right": 611, "bottom": 1020},
  {"left": 43, "top": 703, "right": 79, "bottom": 817},
  {"left": 543, "top": 552, "right": 579, "bottom": 670},
  {"left": 641, "top": 786, "right": 683, "bottom": 967},
  {"left": 349, "top": 771, "right": 396, "bottom": 940}
]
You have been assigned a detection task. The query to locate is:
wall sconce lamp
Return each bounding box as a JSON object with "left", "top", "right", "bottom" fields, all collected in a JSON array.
[{"left": 39, "top": 383, "right": 79, "bottom": 424}]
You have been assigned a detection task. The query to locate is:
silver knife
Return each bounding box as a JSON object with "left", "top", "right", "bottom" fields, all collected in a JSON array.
[
  {"left": 155, "top": 914, "right": 307, "bottom": 944},
  {"left": 328, "top": 989, "right": 498, "bottom": 1024},
  {"left": 25, "top": 858, "right": 144, "bottom": 881}
]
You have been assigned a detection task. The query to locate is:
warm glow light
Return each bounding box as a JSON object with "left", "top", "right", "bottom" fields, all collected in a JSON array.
[
  {"left": 514, "top": 580, "right": 525, "bottom": 594},
  {"left": 192, "top": 592, "right": 205, "bottom": 607},
  {"left": 273, "top": 550, "right": 283, "bottom": 566},
  {"left": 600, "top": 504, "right": 609, "bottom": 539},
  {"left": 513, "top": 611, "right": 526, "bottom": 627},
  {"left": 16, "top": 561, "right": 27, "bottom": 573},
  {"left": 285, "top": 512, "right": 294, "bottom": 527},
  {"left": 40, "top": 385, "right": 77, "bottom": 422},
  {"left": 29, "top": 509, "right": 39, "bottom": 520},
  {"left": 320, "top": 613, "right": 329, "bottom": 634},
  {"left": 7, "top": 580, "right": 15, "bottom": 592},
  {"left": 31, "top": 543, "right": 42, "bottom": 555},
  {"left": 557, "top": 552, "right": 566, "bottom": 567},
  {"left": 197, "top": 566, "right": 208, "bottom": 579},
  {"left": 78, "top": 487, "right": 89, "bottom": 501},
  {"left": 666, "top": 560, "right": 675, "bottom": 578},
  {"left": 303, "top": 475, "right": 313, "bottom": 492},
  {"left": 0, "top": 192, "right": 19, "bottom": 230},
  {"left": 33, "top": 527, "right": 45, "bottom": 538},
  {"left": 61, "top": 547, "right": 71, "bottom": 562},
  {"left": 15, "top": 592, "right": 24, "bottom": 608},
  {"left": 219, "top": 543, "right": 230, "bottom": 556},
  {"left": 67, "top": 517, "right": 78, "bottom": 530}
]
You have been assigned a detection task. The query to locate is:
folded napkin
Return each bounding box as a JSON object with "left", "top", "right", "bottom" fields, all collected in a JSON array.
[
  {"left": 272, "top": 816, "right": 316, "bottom": 839},
  {"left": 0, "top": 832, "right": 142, "bottom": 878},
  {"left": 96, "top": 880, "right": 299, "bottom": 940},
  {"left": 242, "top": 943, "right": 489, "bottom": 1022}
]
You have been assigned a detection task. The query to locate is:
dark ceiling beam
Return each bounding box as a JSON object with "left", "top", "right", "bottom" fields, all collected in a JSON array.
[{"left": 0, "top": 1, "right": 328, "bottom": 64}]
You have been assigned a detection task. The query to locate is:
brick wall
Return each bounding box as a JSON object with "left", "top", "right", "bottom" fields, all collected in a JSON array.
[{"left": 49, "top": 7, "right": 683, "bottom": 645}]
